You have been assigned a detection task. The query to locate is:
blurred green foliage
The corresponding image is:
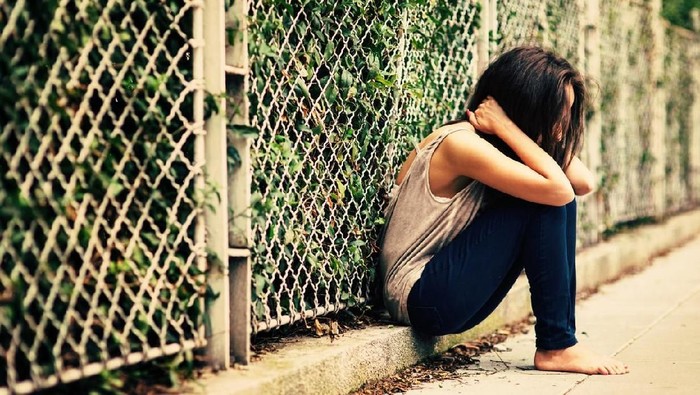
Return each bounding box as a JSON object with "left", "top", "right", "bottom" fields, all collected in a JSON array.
[{"left": 662, "top": 0, "right": 700, "bottom": 30}]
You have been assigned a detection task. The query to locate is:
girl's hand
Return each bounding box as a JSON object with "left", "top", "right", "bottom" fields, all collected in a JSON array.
[{"left": 466, "top": 96, "right": 514, "bottom": 136}]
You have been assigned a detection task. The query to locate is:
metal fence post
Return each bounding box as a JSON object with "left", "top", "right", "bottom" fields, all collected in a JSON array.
[
  {"left": 539, "top": 0, "right": 550, "bottom": 49},
  {"left": 225, "top": 0, "right": 252, "bottom": 365},
  {"left": 649, "top": 0, "right": 668, "bottom": 219},
  {"left": 582, "top": 0, "right": 603, "bottom": 242},
  {"left": 688, "top": 34, "right": 700, "bottom": 203},
  {"left": 203, "top": 0, "right": 231, "bottom": 371},
  {"left": 692, "top": 38, "right": 700, "bottom": 203},
  {"left": 488, "top": 0, "right": 498, "bottom": 57},
  {"left": 477, "top": 0, "right": 492, "bottom": 73}
]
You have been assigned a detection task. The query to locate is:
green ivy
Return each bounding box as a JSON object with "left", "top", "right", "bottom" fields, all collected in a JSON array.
[
  {"left": 0, "top": 0, "right": 216, "bottom": 389},
  {"left": 663, "top": 27, "right": 694, "bottom": 207},
  {"left": 661, "top": 0, "right": 700, "bottom": 30},
  {"left": 246, "top": 0, "right": 482, "bottom": 329}
]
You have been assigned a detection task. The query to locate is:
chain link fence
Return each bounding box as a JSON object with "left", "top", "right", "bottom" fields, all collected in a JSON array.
[
  {"left": 0, "top": 1, "right": 209, "bottom": 392},
  {"left": 663, "top": 25, "right": 697, "bottom": 213},
  {"left": 246, "top": 0, "right": 407, "bottom": 332},
  {"left": 245, "top": 0, "right": 700, "bottom": 336},
  {"left": 245, "top": 0, "right": 585, "bottom": 334},
  {"left": 596, "top": 0, "right": 699, "bottom": 227},
  {"left": 398, "top": 1, "right": 480, "bottom": 138},
  {"left": 496, "top": 0, "right": 580, "bottom": 62},
  {"left": 2, "top": 0, "right": 699, "bottom": 388}
]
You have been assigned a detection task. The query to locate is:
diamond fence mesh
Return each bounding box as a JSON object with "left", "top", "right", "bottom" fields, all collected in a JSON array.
[
  {"left": 245, "top": 0, "right": 585, "bottom": 334},
  {"left": 2, "top": 0, "right": 699, "bottom": 388},
  {"left": 246, "top": 0, "right": 408, "bottom": 332},
  {"left": 245, "top": 0, "right": 700, "bottom": 336},
  {"left": 596, "top": 0, "right": 700, "bottom": 228},
  {"left": 0, "top": 1, "right": 208, "bottom": 393},
  {"left": 495, "top": 0, "right": 548, "bottom": 50},
  {"left": 398, "top": 1, "right": 480, "bottom": 137},
  {"left": 495, "top": 0, "right": 580, "bottom": 61}
]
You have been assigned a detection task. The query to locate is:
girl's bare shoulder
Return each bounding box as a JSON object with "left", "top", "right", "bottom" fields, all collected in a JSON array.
[
  {"left": 395, "top": 122, "right": 476, "bottom": 186},
  {"left": 419, "top": 121, "right": 476, "bottom": 148}
]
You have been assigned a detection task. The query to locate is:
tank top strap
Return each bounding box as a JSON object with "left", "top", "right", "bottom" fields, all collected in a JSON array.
[
  {"left": 416, "top": 126, "right": 472, "bottom": 159},
  {"left": 394, "top": 124, "right": 475, "bottom": 196}
]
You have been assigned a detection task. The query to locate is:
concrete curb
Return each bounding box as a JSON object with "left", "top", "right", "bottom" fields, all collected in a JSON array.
[{"left": 201, "top": 208, "right": 700, "bottom": 395}]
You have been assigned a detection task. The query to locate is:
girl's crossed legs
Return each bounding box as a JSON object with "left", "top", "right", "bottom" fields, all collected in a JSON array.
[{"left": 407, "top": 199, "right": 628, "bottom": 375}]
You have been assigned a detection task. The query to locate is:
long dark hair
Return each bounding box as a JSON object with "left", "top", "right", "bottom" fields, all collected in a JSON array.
[{"left": 449, "top": 46, "right": 586, "bottom": 169}]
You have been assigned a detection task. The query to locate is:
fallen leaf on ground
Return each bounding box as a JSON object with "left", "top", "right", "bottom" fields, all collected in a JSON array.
[{"left": 313, "top": 318, "right": 330, "bottom": 337}]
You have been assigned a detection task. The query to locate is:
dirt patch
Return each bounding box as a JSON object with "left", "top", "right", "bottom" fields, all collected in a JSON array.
[
  {"left": 351, "top": 316, "right": 534, "bottom": 394},
  {"left": 246, "top": 305, "right": 534, "bottom": 393},
  {"left": 248, "top": 306, "right": 392, "bottom": 364}
]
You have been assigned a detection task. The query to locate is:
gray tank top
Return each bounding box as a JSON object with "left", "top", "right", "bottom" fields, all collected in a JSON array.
[{"left": 379, "top": 127, "right": 485, "bottom": 324}]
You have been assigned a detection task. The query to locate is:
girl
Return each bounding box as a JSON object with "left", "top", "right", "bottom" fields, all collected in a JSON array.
[{"left": 379, "top": 46, "right": 628, "bottom": 375}]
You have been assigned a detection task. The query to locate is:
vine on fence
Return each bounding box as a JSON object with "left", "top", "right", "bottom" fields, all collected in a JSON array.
[
  {"left": 246, "top": 0, "right": 483, "bottom": 331},
  {"left": 246, "top": 0, "right": 700, "bottom": 335},
  {"left": 247, "top": 0, "right": 408, "bottom": 329},
  {"left": 0, "top": 1, "right": 216, "bottom": 389},
  {"left": 663, "top": 26, "right": 695, "bottom": 210}
]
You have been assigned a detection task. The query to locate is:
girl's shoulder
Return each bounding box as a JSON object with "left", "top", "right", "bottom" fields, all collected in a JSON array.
[
  {"left": 419, "top": 121, "right": 476, "bottom": 150},
  {"left": 395, "top": 122, "right": 476, "bottom": 187}
]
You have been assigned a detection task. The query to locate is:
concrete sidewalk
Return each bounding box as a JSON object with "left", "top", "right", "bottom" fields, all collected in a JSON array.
[
  {"left": 200, "top": 209, "right": 700, "bottom": 395},
  {"left": 406, "top": 234, "right": 700, "bottom": 395}
]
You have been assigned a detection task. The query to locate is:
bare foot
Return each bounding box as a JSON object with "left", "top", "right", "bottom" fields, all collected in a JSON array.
[{"left": 534, "top": 343, "right": 630, "bottom": 375}]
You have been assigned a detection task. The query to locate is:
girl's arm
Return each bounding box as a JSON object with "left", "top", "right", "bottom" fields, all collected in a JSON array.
[
  {"left": 565, "top": 156, "right": 596, "bottom": 196},
  {"left": 440, "top": 97, "right": 574, "bottom": 206}
]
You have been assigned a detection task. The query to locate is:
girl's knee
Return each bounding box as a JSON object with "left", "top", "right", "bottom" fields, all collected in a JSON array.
[{"left": 536, "top": 199, "right": 576, "bottom": 224}]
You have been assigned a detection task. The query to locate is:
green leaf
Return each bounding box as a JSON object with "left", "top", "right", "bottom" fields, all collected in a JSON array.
[
  {"left": 339, "top": 69, "right": 354, "bottom": 87},
  {"left": 373, "top": 73, "right": 394, "bottom": 88},
  {"left": 284, "top": 229, "right": 295, "bottom": 244},
  {"left": 325, "top": 85, "right": 339, "bottom": 105},
  {"left": 257, "top": 41, "right": 276, "bottom": 58},
  {"left": 323, "top": 41, "right": 336, "bottom": 60},
  {"left": 254, "top": 274, "right": 267, "bottom": 296},
  {"left": 107, "top": 180, "right": 124, "bottom": 196},
  {"left": 228, "top": 124, "right": 259, "bottom": 137},
  {"left": 336, "top": 180, "right": 346, "bottom": 201},
  {"left": 295, "top": 78, "right": 311, "bottom": 99}
]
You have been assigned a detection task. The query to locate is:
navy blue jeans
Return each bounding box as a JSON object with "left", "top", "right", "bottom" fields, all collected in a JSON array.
[{"left": 407, "top": 199, "right": 578, "bottom": 350}]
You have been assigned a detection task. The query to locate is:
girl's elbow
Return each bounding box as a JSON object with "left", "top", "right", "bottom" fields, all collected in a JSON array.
[
  {"left": 540, "top": 184, "right": 576, "bottom": 207},
  {"left": 547, "top": 184, "right": 575, "bottom": 206},
  {"left": 558, "top": 190, "right": 576, "bottom": 206},
  {"left": 574, "top": 184, "right": 594, "bottom": 196},
  {"left": 573, "top": 176, "right": 597, "bottom": 196}
]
